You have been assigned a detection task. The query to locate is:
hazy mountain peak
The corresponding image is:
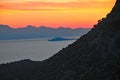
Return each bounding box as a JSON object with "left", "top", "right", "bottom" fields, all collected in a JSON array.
[
  {"left": 0, "top": 25, "right": 90, "bottom": 40},
  {"left": 26, "top": 25, "right": 37, "bottom": 29},
  {"left": 0, "top": 24, "right": 11, "bottom": 29},
  {"left": 0, "top": 1, "right": 120, "bottom": 80},
  {"left": 39, "top": 26, "right": 51, "bottom": 29}
]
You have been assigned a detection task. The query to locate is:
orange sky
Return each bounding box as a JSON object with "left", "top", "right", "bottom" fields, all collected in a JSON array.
[{"left": 0, "top": 0, "right": 115, "bottom": 28}]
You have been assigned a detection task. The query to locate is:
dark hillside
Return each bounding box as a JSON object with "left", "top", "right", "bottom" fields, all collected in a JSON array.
[{"left": 0, "top": 0, "right": 120, "bottom": 80}]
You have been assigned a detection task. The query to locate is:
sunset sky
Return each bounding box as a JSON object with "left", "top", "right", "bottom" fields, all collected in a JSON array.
[{"left": 0, "top": 0, "right": 115, "bottom": 28}]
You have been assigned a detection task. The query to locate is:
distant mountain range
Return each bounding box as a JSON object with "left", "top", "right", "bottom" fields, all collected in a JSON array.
[
  {"left": 0, "top": 0, "right": 120, "bottom": 80},
  {"left": 0, "top": 25, "right": 90, "bottom": 40}
]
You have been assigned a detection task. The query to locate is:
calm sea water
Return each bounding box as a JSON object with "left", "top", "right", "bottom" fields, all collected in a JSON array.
[{"left": 0, "top": 38, "right": 75, "bottom": 64}]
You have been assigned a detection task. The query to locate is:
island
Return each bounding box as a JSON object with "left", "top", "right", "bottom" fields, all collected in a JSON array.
[{"left": 48, "top": 37, "right": 76, "bottom": 41}]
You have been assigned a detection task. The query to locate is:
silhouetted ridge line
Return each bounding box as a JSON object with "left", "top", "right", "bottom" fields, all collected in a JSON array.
[
  {"left": 108, "top": 0, "right": 120, "bottom": 18},
  {"left": 0, "top": 0, "right": 120, "bottom": 80},
  {"left": 0, "top": 25, "right": 90, "bottom": 40}
]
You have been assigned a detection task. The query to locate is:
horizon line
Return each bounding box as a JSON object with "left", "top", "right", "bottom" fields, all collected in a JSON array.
[{"left": 0, "top": 24, "right": 91, "bottom": 29}]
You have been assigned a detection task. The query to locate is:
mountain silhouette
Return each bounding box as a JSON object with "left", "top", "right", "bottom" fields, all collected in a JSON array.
[
  {"left": 0, "top": 0, "right": 120, "bottom": 80},
  {"left": 0, "top": 25, "right": 90, "bottom": 40}
]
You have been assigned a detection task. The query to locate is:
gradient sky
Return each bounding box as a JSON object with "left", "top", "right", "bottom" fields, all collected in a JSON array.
[{"left": 0, "top": 0, "right": 115, "bottom": 28}]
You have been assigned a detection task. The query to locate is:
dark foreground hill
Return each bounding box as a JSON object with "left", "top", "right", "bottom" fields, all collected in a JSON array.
[{"left": 0, "top": 0, "right": 120, "bottom": 80}]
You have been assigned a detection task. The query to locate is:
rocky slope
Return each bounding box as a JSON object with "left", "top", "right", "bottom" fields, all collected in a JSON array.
[{"left": 0, "top": 0, "right": 120, "bottom": 80}]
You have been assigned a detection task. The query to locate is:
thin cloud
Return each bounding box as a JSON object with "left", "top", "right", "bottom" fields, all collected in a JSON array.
[{"left": 0, "top": 1, "right": 114, "bottom": 10}]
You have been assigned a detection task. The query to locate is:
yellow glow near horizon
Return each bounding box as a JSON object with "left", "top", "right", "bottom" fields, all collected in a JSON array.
[{"left": 0, "top": 0, "right": 115, "bottom": 28}]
